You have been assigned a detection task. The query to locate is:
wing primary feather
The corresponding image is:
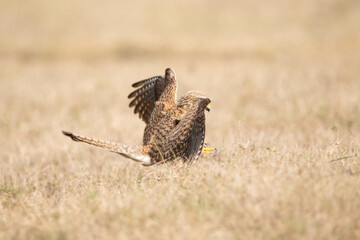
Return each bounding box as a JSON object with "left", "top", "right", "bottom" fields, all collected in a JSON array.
[
  {"left": 134, "top": 89, "right": 155, "bottom": 114},
  {"left": 129, "top": 86, "right": 155, "bottom": 108},
  {"left": 128, "top": 81, "right": 156, "bottom": 101},
  {"left": 137, "top": 94, "right": 156, "bottom": 117},
  {"left": 127, "top": 74, "right": 166, "bottom": 123}
]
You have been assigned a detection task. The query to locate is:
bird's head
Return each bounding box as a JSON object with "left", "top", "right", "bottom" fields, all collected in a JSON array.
[{"left": 182, "top": 91, "right": 211, "bottom": 112}]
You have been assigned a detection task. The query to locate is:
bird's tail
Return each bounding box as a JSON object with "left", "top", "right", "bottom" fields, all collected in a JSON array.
[{"left": 62, "top": 131, "right": 151, "bottom": 165}]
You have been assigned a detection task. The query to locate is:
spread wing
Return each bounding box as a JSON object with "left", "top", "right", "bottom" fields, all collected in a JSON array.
[{"left": 128, "top": 76, "right": 165, "bottom": 124}]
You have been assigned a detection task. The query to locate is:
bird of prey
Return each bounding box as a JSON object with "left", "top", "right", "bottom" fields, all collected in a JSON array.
[{"left": 63, "top": 68, "right": 212, "bottom": 166}]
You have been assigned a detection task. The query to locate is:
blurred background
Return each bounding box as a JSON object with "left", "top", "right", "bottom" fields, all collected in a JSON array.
[
  {"left": 0, "top": 0, "right": 359, "bottom": 152},
  {"left": 1, "top": 0, "right": 359, "bottom": 61}
]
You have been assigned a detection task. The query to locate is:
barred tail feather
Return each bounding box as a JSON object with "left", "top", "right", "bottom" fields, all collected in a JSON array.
[{"left": 62, "top": 131, "right": 151, "bottom": 165}]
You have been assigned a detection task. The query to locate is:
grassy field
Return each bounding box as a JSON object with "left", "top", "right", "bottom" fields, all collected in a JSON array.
[{"left": 1, "top": 0, "right": 360, "bottom": 239}]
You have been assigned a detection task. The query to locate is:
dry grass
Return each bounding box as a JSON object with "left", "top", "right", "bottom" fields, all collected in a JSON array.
[{"left": 1, "top": 0, "right": 360, "bottom": 239}]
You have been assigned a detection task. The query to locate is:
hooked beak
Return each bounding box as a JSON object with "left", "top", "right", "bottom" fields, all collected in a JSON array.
[{"left": 205, "top": 104, "right": 211, "bottom": 112}]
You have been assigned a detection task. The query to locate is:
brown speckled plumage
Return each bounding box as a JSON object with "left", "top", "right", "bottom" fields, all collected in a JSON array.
[
  {"left": 62, "top": 68, "right": 210, "bottom": 166},
  {"left": 129, "top": 68, "right": 178, "bottom": 145}
]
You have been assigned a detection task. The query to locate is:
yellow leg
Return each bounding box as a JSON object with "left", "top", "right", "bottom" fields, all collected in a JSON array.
[
  {"left": 202, "top": 141, "right": 216, "bottom": 154},
  {"left": 202, "top": 147, "right": 215, "bottom": 154}
]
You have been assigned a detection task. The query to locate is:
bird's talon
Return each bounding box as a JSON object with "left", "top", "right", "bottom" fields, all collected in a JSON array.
[{"left": 202, "top": 147, "right": 216, "bottom": 154}]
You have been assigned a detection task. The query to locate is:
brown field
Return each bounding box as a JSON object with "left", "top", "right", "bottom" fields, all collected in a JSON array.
[{"left": 1, "top": 0, "right": 360, "bottom": 239}]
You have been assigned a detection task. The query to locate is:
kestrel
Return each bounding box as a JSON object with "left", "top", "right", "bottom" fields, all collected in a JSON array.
[{"left": 63, "top": 68, "right": 212, "bottom": 166}]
